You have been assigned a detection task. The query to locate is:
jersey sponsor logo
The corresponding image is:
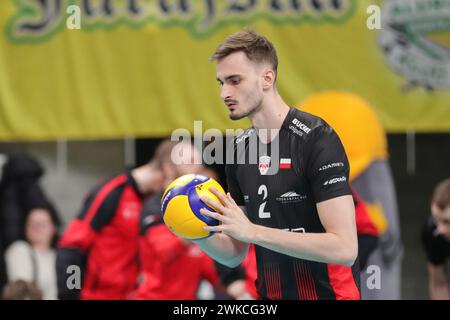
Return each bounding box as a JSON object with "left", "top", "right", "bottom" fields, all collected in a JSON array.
[
  {"left": 244, "top": 195, "right": 250, "bottom": 203},
  {"left": 323, "top": 176, "right": 347, "bottom": 186},
  {"left": 318, "top": 162, "right": 344, "bottom": 172},
  {"left": 143, "top": 215, "right": 157, "bottom": 227},
  {"left": 122, "top": 202, "right": 140, "bottom": 219},
  {"left": 292, "top": 118, "right": 312, "bottom": 134},
  {"left": 258, "top": 155, "right": 271, "bottom": 175},
  {"left": 288, "top": 124, "right": 304, "bottom": 137},
  {"left": 235, "top": 128, "right": 255, "bottom": 145},
  {"left": 276, "top": 191, "right": 307, "bottom": 203},
  {"left": 280, "top": 158, "right": 291, "bottom": 169}
]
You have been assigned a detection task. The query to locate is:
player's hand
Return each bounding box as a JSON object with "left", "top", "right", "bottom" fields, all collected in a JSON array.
[{"left": 200, "top": 187, "right": 255, "bottom": 243}]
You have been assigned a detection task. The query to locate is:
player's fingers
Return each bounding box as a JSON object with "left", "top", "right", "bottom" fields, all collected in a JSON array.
[
  {"left": 200, "top": 208, "right": 226, "bottom": 222},
  {"left": 203, "top": 225, "right": 225, "bottom": 232},
  {"left": 226, "top": 192, "right": 239, "bottom": 207},
  {"left": 209, "top": 187, "right": 231, "bottom": 206},
  {"left": 200, "top": 196, "right": 225, "bottom": 213}
]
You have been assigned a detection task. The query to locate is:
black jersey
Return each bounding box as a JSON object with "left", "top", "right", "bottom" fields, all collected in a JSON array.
[
  {"left": 225, "top": 107, "right": 360, "bottom": 300},
  {"left": 422, "top": 216, "right": 450, "bottom": 266}
]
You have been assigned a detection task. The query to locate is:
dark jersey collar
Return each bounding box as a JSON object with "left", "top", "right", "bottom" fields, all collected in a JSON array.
[
  {"left": 249, "top": 107, "right": 296, "bottom": 133},
  {"left": 126, "top": 171, "right": 145, "bottom": 199},
  {"left": 280, "top": 107, "right": 298, "bottom": 132}
]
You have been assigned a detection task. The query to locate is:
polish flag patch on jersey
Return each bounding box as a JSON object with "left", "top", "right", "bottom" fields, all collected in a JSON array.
[{"left": 280, "top": 158, "right": 291, "bottom": 169}]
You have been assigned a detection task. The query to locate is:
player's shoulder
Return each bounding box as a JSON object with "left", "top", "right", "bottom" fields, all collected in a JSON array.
[
  {"left": 85, "top": 172, "right": 128, "bottom": 202},
  {"left": 284, "top": 107, "right": 335, "bottom": 141}
]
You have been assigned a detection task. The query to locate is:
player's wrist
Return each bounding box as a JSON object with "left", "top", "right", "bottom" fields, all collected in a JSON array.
[{"left": 247, "top": 223, "right": 263, "bottom": 244}]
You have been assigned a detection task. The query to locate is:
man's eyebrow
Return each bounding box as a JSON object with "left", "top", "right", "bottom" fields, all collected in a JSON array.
[
  {"left": 216, "top": 75, "right": 241, "bottom": 83},
  {"left": 225, "top": 75, "right": 241, "bottom": 80}
]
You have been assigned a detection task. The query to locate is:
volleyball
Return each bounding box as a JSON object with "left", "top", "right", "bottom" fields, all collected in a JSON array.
[{"left": 161, "top": 174, "right": 225, "bottom": 240}]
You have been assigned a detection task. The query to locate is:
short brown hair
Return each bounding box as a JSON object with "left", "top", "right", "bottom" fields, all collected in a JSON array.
[
  {"left": 432, "top": 178, "right": 450, "bottom": 210},
  {"left": 152, "top": 139, "right": 199, "bottom": 166},
  {"left": 153, "top": 140, "right": 180, "bottom": 166},
  {"left": 210, "top": 30, "right": 278, "bottom": 75}
]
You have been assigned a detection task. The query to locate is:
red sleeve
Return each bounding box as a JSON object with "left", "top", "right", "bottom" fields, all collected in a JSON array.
[
  {"left": 201, "top": 254, "right": 219, "bottom": 286},
  {"left": 353, "top": 189, "right": 379, "bottom": 237},
  {"left": 58, "top": 175, "right": 127, "bottom": 251},
  {"left": 58, "top": 219, "right": 97, "bottom": 252},
  {"left": 148, "top": 225, "right": 188, "bottom": 264}
]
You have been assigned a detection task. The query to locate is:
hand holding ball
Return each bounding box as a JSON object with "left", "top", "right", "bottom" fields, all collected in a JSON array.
[{"left": 161, "top": 174, "right": 225, "bottom": 240}]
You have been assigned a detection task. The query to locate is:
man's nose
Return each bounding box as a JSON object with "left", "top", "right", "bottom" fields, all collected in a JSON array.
[{"left": 220, "top": 85, "right": 232, "bottom": 101}]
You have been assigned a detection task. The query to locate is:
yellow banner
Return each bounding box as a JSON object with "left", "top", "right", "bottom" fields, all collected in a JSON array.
[{"left": 1, "top": 0, "right": 449, "bottom": 140}]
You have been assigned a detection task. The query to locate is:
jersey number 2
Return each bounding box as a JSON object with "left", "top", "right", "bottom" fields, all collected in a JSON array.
[{"left": 258, "top": 185, "right": 271, "bottom": 219}]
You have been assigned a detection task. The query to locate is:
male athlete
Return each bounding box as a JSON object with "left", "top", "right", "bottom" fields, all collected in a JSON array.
[
  {"left": 194, "top": 30, "right": 360, "bottom": 300},
  {"left": 422, "top": 178, "right": 450, "bottom": 300}
]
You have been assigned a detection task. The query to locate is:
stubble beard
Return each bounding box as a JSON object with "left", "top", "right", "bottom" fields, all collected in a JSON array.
[{"left": 229, "top": 95, "right": 263, "bottom": 121}]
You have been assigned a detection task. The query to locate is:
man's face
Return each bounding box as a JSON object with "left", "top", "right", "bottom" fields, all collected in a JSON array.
[
  {"left": 432, "top": 204, "right": 450, "bottom": 240},
  {"left": 216, "top": 51, "right": 264, "bottom": 120}
]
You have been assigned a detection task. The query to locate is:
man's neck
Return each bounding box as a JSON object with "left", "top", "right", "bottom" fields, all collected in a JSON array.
[
  {"left": 33, "top": 243, "right": 52, "bottom": 252},
  {"left": 248, "top": 92, "right": 290, "bottom": 130},
  {"left": 131, "top": 164, "right": 154, "bottom": 196}
]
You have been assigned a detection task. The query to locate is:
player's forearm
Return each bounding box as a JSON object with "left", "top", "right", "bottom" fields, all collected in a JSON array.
[
  {"left": 249, "top": 224, "right": 358, "bottom": 266},
  {"left": 194, "top": 233, "right": 249, "bottom": 268}
]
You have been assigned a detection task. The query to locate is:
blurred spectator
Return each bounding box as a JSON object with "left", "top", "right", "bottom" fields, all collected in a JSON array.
[
  {"left": 422, "top": 178, "right": 450, "bottom": 300},
  {"left": 0, "top": 153, "right": 51, "bottom": 291},
  {"left": 4, "top": 203, "right": 60, "bottom": 300},
  {"left": 135, "top": 141, "right": 223, "bottom": 300},
  {"left": 136, "top": 220, "right": 221, "bottom": 300},
  {"left": 56, "top": 142, "right": 165, "bottom": 300},
  {"left": 0, "top": 153, "right": 48, "bottom": 246},
  {"left": 2, "top": 280, "right": 43, "bottom": 300}
]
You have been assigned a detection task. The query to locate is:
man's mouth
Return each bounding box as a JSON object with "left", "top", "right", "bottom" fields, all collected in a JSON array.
[{"left": 225, "top": 101, "right": 237, "bottom": 110}]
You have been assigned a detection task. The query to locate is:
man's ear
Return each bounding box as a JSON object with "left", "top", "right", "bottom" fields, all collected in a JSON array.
[{"left": 262, "top": 69, "right": 276, "bottom": 90}]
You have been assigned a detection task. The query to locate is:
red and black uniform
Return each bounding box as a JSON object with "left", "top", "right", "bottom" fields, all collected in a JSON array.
[
  {"left": 56, "top": 172, "right": 144, "bottom": 300},
  {"left": 241, "top": 244, "right": 259, "bottom": 299},
  {"left": 217, "top": 189, "right": 378, "bottom": 299},
  {"left": 135, "top": 208, "right": 219, "bottom": 300},
  {"left": 226, "top": 107, "right": 360, "bottom": 300}
]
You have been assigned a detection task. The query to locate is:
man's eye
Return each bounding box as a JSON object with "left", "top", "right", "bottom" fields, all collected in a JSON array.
[{"left": 231, "top": 79, "right": 240, "bottom": 85}]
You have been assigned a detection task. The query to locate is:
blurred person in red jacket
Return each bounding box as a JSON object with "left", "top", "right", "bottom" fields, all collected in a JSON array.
[
  {"left": 135, "top": 146, "right": 224, "bottom": 300},
  {"left": 55, "top": 141, "right": 178, "bottom": 300},
  {"left": 136, "top": 219, "right": 220, "bottom": 300}
]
